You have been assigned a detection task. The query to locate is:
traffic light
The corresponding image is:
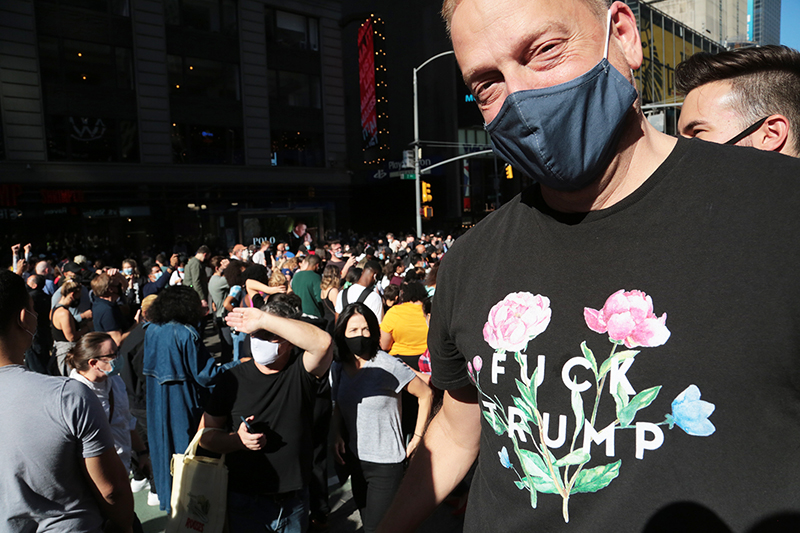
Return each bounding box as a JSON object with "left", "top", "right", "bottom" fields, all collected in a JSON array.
[
  {"left": 505, "top": 164, "right": 514, "bottom": 179},
  {"left": 422, "top": 181, "right": 432, "bottom": 203}
]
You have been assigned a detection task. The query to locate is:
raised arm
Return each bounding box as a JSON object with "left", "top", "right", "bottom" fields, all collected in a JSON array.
[
  {"left": 225, "top": 307, "right": 332, "bottom": 378},
  {"left": 376, "top": 384, "right": 481, "bottom": 533}
]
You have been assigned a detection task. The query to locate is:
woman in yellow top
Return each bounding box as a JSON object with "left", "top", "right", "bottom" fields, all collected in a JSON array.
[
  {"left": 379, "top": 281, "right": 429, "bottom": 371},
  {"left": 379, "top": 280, "right": 430, "bottom": 442}
]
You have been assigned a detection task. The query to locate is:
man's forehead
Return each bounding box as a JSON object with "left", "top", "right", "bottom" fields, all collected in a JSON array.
[
  {"left": 680, "top": 81, "right": 738, "bottom": 123},
  {"left": 452, "top": 0, "right": 600, "bottom": 76}
]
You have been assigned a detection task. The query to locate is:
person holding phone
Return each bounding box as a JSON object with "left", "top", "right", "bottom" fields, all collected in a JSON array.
[{"left": 199, "top": 294, "right": 332, "bottom": 533}]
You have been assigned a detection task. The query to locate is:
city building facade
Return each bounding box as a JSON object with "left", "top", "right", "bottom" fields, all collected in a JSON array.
[
  {"left": 749, "top": 0, "right": 781, "bottom": 45},
  {"left": 1, "top": 0, "right": 350, "bottom": 255}
]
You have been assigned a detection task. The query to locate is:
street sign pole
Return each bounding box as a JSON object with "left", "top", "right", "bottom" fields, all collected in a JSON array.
[{"left": 413, "top": 50, "right": 455, "bottom": 238}]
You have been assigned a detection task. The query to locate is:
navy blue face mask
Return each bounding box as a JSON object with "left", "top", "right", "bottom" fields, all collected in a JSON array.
[{"left": 485, "top": 10, "right": 638, "bottom": 192}]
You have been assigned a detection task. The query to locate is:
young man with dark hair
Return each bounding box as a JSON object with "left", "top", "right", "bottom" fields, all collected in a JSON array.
[
  {"left": 184, "top": 244, "right": 210, "bottom": 309},
  {"left": 676, "top": 45, "right": 800, "bottom": 155},
  {"left": 200, "top": 296, "right": 332, "bottom": 533},
  {"left": 0, "top": 270, "right": 134, "bottom": 532}
]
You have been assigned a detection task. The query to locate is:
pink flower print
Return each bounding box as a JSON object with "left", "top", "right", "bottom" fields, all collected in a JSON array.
[
  {"left": 483, "top": 292, "right": 552, "bottom": 352},
  {"left": 584, "top": 289, "right": 670, "bottom": 348},
  {"left": 472, "top": 356, "right": 483, "bottom": 372}
]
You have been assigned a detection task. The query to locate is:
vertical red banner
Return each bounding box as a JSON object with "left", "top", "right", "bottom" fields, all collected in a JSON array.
[{"left": 358, "top": 19, "right": 378, "bottom": 151}]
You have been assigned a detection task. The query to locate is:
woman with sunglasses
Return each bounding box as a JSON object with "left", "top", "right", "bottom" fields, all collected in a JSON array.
[{"left": 67, "top": 332, "right": 150, "bottom": 533}]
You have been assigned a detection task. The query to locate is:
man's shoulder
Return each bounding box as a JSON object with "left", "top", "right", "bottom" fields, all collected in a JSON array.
[
  {"left": 1, "top": 365, "right": 91, "bottom": 405},
  {"left": 680, "top": 139, "right": 800, "bottom": 187}
]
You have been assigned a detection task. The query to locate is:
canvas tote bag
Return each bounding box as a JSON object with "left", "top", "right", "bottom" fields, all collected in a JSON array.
[{"left": 166, "top": 428, "right": 227, "bottom": 533}]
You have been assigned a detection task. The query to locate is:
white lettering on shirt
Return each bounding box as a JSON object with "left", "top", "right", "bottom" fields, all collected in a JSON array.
[
  {"left": 492, "top": 351, "right": 506, "bottom": 385},
  {"left": 541, "top": 412, "right": 567, "bottom": 448},
  {"left": 609, "top": 358, "right": 636, "bottom": 396},
  {"left": 582, "top": 419, "right": 616, "bottom": 457},
  {"left": 635, "top": 422, "right": 664, "bottom": 459},
  {"left": 562, "top": 357, "right": 592, "bottom": 392}
]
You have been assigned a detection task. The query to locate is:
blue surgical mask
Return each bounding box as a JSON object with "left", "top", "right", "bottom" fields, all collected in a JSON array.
[
  {"left": 178, "top": 267, "right": 185, "bottom": 273},
  {"left": 123, "top": 268, "right": 133, "bottom": 276},
  {"left": 485, "top": 10, "right": 638, "bottom": 192},
  {"left": 154, "top": 271, "right": 163, "bottom": 281},
  {"left": 103, "top": 357, "right": 120, "bottom": 377}
]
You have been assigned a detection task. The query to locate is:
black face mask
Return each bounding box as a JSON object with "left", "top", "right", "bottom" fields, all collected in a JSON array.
[
  {"left": 725, "top": 116, "right": 769, "bottom": 145},
  {"left": 345, "top": 335, "right": 371, "bottom": 358}
]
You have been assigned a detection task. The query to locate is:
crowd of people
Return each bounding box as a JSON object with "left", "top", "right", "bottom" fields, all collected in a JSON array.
[{"left": 2, "top": 229, "right": 451, "bottom": 533}]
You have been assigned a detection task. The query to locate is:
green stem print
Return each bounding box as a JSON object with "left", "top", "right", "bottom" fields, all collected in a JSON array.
[{"left": 474, "top": 290, "right": 716, "bottom": 523}]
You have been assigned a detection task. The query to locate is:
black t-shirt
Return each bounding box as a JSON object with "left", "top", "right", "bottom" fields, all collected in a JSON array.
[
  {"left": 205, "top": 349, "right": 319, "bottom": 494},
  {"left": 430, "top": 138, "right": 800, "bottom": 532},
  {"left": 92, "top": 298, "right": 125, "bottom": 333}
]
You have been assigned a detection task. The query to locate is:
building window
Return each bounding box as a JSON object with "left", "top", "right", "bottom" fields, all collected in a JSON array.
[
  {"left": 266, "top": 9, "right": 319, "bottom": 51},
  {"left": 165, "top": 0, "right": 237, "bottom": 35},
  {"left": 171, "top": 123, "right": 244, "bottom": 164},
  {"left": 271, "top": 130, "right": 324, "bottom": 167},
  {"left": 268, "top": 70, "right": 320, "bottom": 109},
  {"left": 169, "top": 55, "right": 240, "bottom": 100},
  {"left": 46, "top": 116, "right": 139, "bottom": 162},
  {"left": 36, "top": 0, "right": 130, "bottom": 16},
  {"left": 39, "top": 37, "right": 134, "bottom": 90}
]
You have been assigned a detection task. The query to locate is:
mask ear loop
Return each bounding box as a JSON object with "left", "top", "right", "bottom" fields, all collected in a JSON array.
[{"left": 603, "top": 8, "right": 612, "bottom": 60}]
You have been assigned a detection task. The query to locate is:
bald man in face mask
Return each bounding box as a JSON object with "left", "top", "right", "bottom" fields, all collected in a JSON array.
[{"left": 377, "top": 1, "right": 800, "bottom": 532}]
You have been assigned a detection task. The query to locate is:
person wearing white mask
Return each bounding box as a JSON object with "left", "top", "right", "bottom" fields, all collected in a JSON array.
[{"left": 200, "top": 294, "right": 332, "bottom": 533}]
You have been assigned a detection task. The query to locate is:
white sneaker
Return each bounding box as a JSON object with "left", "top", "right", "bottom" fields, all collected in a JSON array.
[
  {"left": 130, "top": 478, "right": 150, "bottom": 493},
  {"left": 147, "top": 491, "right": 160, "bottom": 507}
]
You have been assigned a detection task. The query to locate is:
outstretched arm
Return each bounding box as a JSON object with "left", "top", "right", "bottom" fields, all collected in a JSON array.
[
  {"left": 226, "top": 307, "right": 332, "bottom": 378},
  {"left": 376, "top": 385, "right": 481, "bottom": 533}
]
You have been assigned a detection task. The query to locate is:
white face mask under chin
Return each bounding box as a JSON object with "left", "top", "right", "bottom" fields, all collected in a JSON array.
[{"left": 251, "top": 337, "right": 284, "bottom": 366}]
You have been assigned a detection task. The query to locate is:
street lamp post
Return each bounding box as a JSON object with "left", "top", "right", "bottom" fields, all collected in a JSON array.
[{"left": 413, "top": 50, "right": 455, "bottom": 238}]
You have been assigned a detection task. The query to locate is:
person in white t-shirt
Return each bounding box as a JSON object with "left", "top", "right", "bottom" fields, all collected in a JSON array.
[{"left": 334, "top": 260, "right": 383, "bottom": 322}]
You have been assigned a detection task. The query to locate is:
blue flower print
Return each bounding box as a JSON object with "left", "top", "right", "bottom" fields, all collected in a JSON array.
[
  {"left": 666, "top": 384, "right": 716, "bottom": 437},
  {"left": 498, "top": 446, "right": 512, "bottom": 469}
]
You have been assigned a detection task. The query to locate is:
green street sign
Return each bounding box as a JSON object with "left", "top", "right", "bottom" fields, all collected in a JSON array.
[{"left": 401, "top": 173, "right": 415, "bottom": 180}]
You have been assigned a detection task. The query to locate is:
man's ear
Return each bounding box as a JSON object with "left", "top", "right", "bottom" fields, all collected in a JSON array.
[
  {"left": 611, "top": 1, "right": 643, "bottom": 71},
  {"left": 753, "top": 114, "right": 791, "bottom": 154},
  {"left": 18, "top": 308, "right": 27, "bottom": 330}
]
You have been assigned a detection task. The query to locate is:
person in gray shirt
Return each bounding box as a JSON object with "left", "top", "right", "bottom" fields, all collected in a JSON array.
[
  {"left": 0, "top": 270, "right": 133, "bottom": 533},
  {"left": 331, "top": 302, "right": 433, "bottom": 533}
]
